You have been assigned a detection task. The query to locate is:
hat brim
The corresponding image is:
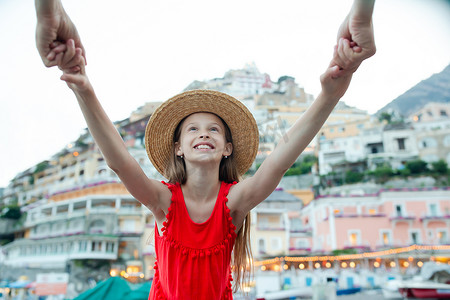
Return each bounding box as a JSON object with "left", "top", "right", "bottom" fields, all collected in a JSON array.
[{"left": 145, "top": 90, "right": 259, "bottom": 178}]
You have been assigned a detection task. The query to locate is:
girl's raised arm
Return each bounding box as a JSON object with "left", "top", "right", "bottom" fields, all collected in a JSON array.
[{"left": 54, "top": 40, "right": 170, "bottom": 220}]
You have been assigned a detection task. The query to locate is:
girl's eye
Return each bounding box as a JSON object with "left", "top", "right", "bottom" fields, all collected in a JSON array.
[
  {"left": 210, "top": 127, "right": 218, "bottom": 132},
  {"left": 188, "top": 127, "right": 197, "bottom": 131}
]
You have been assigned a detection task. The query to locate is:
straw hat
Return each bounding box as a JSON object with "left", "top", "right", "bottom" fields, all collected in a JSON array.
[{"left": 145, "top": 89, "right": 259, "bottom": 178}]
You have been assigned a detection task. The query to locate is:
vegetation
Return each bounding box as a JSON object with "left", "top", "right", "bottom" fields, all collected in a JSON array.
[
  {"left": 332, "top": 249, "right": 357, "bottom": 256},
  {"left": 345, "top": 171, "right": 364, "bottom": 184},
  {"left": 321, "top": 159, "right": 449, "bottom": 188},
  {"left": 1, "top": 205, "right": 21, "bottom": 219},
  {"left": 285, "top": 155, "right": 317, "bottom": 176}
]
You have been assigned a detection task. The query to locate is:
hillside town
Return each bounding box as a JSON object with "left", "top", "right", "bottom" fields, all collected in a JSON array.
[{"left": 1, "top": 63, "right": 449, "bottom": 298}]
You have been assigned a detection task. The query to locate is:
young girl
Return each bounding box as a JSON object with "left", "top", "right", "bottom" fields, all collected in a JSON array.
[{"left": 44, "top": 5, "right": 374, "bottom": 300}]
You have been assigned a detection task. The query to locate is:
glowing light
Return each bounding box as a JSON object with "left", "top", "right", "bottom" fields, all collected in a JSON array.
[
  {"left": 261, "top": 266, "right": 266, "bottom": 271},
  {"left": 374, "top": 261, "right": 380, "bottom": 268},
  {"left": 274, "top": 265, "right": 280, "bottom": 272},
  {"left": 283, "top": 264, "right": 289, "bottom": 270},
  {"left": 124, "top": 273, "right": 129, "bottom": 278},
  {"left": 139, "top": 273, "right": 145, "bottom": 279},
  {"left": 403, "top": 261, "right": 409, "bottom": 268},
  {"left": 110, "top": 270, "right": 118, "bottom": 277},
  {"left": 408, "top": 256, "right": 414, "bottom": 262},
  {"left": 325, "top": 262, "right": 332, "bottom": 268},
  {"left": 390, "top": 261, "right": 396, "bottom": 268},
  {"left": 314, "top": 263, "right": 320, "bottom": 269},
  {"left": 68, "top": 143, "right": 73, "bottom": 149},
  {"left": 341, "top": 262, "right": 347, "bottom": 268},
  {"left": 349, "top": 262, "right": 356, "bottom": 268},
  {"left": 299, "top": 264, "right": 305, "bottom": 270},
  {"left": 417, "top": 261, "right": 423, "bottom": 267},
  {"left": 73, "top": 151, "right": 79, "bottom": 157},
  {"left": 120, "top": 270, "right": 126, "bottom": 277}
]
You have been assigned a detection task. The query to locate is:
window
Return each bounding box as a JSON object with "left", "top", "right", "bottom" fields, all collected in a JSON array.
[
  {"left": 295, "top": 239, "right": 309, "bottom": 249},
  {"left": 395, "top": 205, "right": 403, "bottom": 217},
  {"left": 258, "top": 239, "right": 266, "bottom": 254},
  {"left": 382, "top": 231, "right": 391, "bottom": 245},
  {"left": 437, "top": 230, "right": 447, "bottom": 244},
  {"left": 429, "top": 203, "right": 438, "bottom": 216},
  {"left": 350, "top": 233, "right": 358, "bottom": 246},
  {"left": 271, "top": 238, "right": 282, "bottom": 251},
  {"left": 410, "top": 231, "right": 421, "bottom": 244},
  {"left": 440, "top": 110, "right": 447, "bottom": 117},
  {"left": 348, "top": 230, "right": 361, "bottom": 246},
  {"left": 397, "top": 138, "right": 406, "bottom": 150}
]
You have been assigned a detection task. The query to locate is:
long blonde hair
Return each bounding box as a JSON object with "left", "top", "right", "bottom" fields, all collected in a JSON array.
[{"left": 166, "top": 114, "right": 253, "bottom": 292}]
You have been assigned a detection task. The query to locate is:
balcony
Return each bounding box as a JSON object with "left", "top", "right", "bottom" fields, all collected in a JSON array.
[
  {"left": 334, "top": 213, "right": 359, "bottom": 218},
  {"left": 420, "top": 213, "right": 450, "bottom": 221},
  {"left": 256, "top": 226, "right": 285, "bottom": 231},
  {"left": 289, "top": 247, "right": 311, "bottom": 252},
  {"left": 362, "top": 213, "right": 386, "bottom": 218},
  {"left": 343, "top": 240, "right": 371, "bottom": 251},
  {"left": 289, "top": 227, "right": 312, "bottom": 234},
  {"left": 389, "top": 212, "right": 416, "bottom": 222},
  {"left": 375, "top": 239, "right": 404, "bottom": 250}
]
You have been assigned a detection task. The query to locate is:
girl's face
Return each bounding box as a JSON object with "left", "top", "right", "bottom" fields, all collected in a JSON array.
[{"left": 175, "top": 113, "right": 232, "bottom": 166}]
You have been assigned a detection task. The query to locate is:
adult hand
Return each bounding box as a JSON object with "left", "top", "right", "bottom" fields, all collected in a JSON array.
[
  {"left": 333, "top": 0, "right": 376, "bottom": 77},
  {"left": 35, "top": 0, "right": 86, "bottom": 67}
]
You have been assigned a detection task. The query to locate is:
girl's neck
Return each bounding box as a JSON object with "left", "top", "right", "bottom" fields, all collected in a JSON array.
[{"left": 183, "top": 164, "right": 221, "bottom": 203}]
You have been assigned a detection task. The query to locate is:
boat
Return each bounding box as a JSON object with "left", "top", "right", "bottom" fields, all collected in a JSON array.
[
  {"left": 381, "top": 279, "right": 403, "bottom": 299},
  {"left": 398, "top": 262, "right": 450, "bottom": 299}
]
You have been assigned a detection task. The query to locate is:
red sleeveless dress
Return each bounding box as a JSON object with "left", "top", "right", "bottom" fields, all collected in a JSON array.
[{"left": 148, "top": 181, "right": 237, "bottom": 300}]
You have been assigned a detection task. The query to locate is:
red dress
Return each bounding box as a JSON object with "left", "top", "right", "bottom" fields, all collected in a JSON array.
[{"left": 148, "top": 181, "right": 237, "bottom": 300}]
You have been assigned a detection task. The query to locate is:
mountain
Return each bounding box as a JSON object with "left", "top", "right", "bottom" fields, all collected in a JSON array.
[{"left": 376, "top": 64, "right": 450, "bottom": 117}]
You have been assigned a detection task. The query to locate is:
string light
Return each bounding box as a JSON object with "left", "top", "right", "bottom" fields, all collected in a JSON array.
[{"left": 255, "top": 245, "right": 450, "bottom": 266}]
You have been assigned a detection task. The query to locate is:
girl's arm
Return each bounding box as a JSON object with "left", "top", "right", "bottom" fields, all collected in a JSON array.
[
  {"left": 54, "top": 41, "right": 170, "bottom": 219},
  {"left": 229, "top": 40, "right": 355, "bottom": 217}
]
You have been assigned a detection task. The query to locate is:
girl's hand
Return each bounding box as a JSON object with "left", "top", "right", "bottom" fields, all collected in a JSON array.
[
  {"left": 47, "top": 39, "right": 90, "bottom": 93},
  {"left": 320, "top": 38, "right": 354, "bottom": 100}
]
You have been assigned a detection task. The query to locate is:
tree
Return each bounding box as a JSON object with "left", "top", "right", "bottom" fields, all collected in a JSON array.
[
  {"left": 378, "top": 112, "right": 392, "bottom": 124},
  {"left": 431, "top": 159, "right": 448, "bottom": 174},
  {"left": 406, "top": 160, "right": 428, "bottom": 174},
  {"left": 345, "top": 171, "right": 364, "bottom": 184}
]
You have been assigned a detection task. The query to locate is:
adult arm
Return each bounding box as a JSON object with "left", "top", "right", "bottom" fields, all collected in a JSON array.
[
  {"left": 35, "top": 0, "right": 86, "bottom": 67},
  {"left": 332, "top": 0, "right": 376, "bottom": 77}
]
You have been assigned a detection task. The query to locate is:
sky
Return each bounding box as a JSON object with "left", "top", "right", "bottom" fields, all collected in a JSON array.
[{"left": 0, "top": 0, "right": 449, "bottom": 188}]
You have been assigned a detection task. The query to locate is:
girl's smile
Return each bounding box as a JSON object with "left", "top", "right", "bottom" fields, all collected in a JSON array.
[{"left": 176, "top": 113, "right": 232, "bottom": 162}]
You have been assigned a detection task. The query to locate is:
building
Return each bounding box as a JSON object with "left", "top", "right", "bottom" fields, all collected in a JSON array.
[{"left": 299, "top": 187, "right": 450, "bottom": 253}]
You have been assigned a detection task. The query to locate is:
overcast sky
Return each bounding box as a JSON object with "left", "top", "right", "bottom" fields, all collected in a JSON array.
[{"left": 0, "top": 0, "right": 449, "bottom": 188}]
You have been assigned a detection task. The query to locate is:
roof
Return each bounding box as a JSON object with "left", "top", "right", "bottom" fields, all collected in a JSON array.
[{"left": 265, "top": 189, "right": 301, "bottom": 202}]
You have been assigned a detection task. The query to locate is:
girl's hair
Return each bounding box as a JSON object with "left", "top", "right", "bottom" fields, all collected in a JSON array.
[{"left": 166, "top": 114, "right": 253, "bottom": 292}]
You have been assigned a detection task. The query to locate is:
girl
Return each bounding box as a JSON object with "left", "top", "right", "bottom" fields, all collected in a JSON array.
[{"left": 45, "top": 6, "right": 373, "bottom": 300}]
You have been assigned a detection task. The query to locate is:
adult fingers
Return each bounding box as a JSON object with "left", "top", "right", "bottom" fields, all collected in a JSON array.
[
  {"left": 46, "top": 43, "right": 67, "bottom": 61},
  {"left": 61, "top": 40, "right": 76, "bottom": 67}
]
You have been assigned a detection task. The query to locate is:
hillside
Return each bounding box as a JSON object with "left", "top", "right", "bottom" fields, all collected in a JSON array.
[{"left": 376, "top": 64, "right": 450, "bottom": 117}]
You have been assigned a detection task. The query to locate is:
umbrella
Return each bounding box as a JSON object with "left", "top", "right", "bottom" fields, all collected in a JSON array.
[{"left": 9, "top": 280, "right": 31, "bottom": 289}]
